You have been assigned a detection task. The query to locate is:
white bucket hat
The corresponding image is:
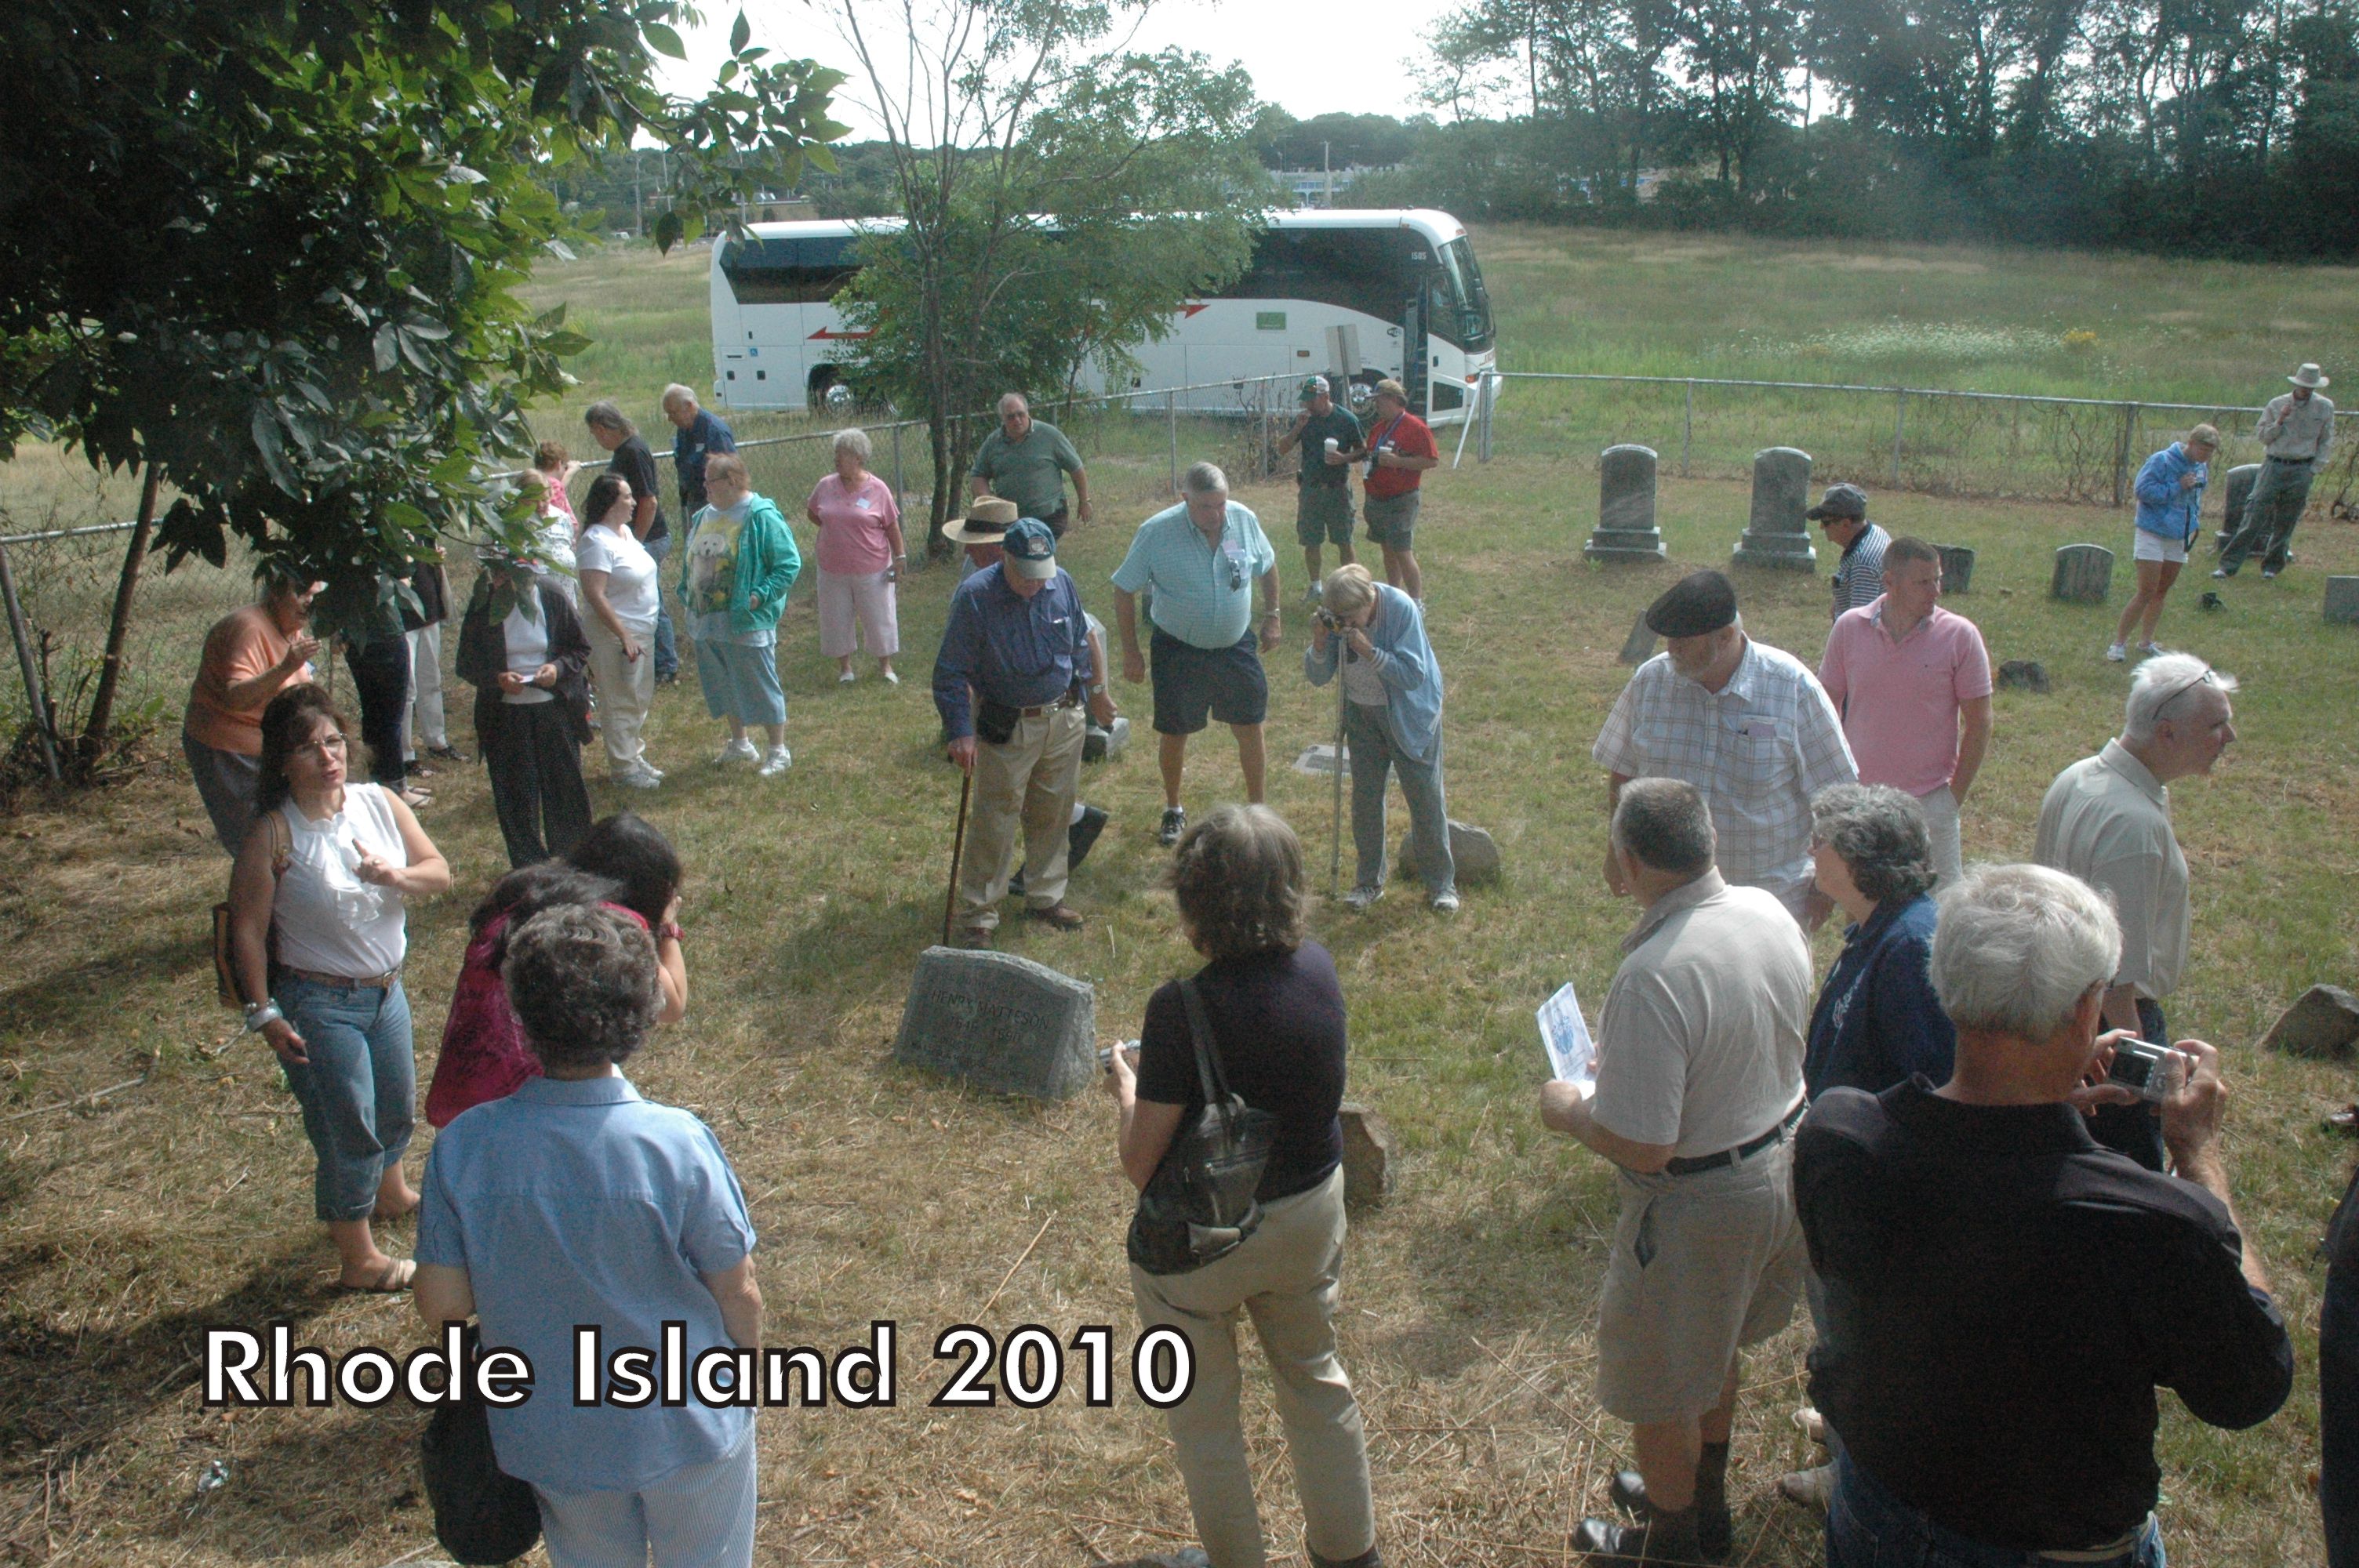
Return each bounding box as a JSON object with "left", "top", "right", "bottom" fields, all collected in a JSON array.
[{"left": 2290, "top": 362, "right": 2330, "bottom": 388}]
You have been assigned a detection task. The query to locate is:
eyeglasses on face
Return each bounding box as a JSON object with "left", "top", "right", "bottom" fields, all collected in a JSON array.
[{"left": 296, "top": 734, "right": 350, "bottom": 757}]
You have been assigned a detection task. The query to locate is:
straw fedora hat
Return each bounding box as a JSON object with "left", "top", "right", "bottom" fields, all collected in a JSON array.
[
  {"left": 2290, "top": 362, "right": 2330, "bottom": 389},
  {"left": 943, "top": 495, "right": 1019, "bottom": 546}
]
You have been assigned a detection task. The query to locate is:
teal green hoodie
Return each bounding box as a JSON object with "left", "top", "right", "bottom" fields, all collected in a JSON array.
[{"left": 679, "top": 492, "right": 801, "bottom": 635}]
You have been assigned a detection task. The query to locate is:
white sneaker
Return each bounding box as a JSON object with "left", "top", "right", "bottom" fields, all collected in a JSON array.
[
  {"left": 881, "top": 668, "right": 900, "bottom": 686},
  {"left": 2104, "top": 642, "right": 2128, "bottom": 662},
  {"left": 1343, "top": 884, "right": 1384, "bottom": 912},
  {"left": 1430, "top": 891, "right": 1460, "bottom": 914},
  {"left": 616, "top": 764, "right": 662, "bottom": 790},
  {"left": 838, "top": 669, "right": 857, "bottom": 685},
  {"left": 757, "top": 745, "right": 793, "bottom": 777},
  {"left": 716, "top": 737, "right": 759, "bottom": 765}
]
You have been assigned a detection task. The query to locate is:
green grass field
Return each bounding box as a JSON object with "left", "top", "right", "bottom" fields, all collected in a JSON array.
[{"left": 0, "top": 231, "right": 2355, "bottom": 1566}]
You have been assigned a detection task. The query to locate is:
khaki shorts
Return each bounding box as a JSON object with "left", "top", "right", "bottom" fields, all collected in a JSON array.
[
  {"left": 1296, "top": 484, "right": 1356, "bottom": 548},
  {"left": 1594, "top": 1137, "right": 1805, "bottom": 1424},
  {"left": 1363, "top": 490, "right": 1420, "bottom": 549}
]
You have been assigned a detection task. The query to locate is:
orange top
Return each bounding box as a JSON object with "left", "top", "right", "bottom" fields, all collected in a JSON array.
[{"left": 183, "top": 604, "right": 311, "bottom": 754}]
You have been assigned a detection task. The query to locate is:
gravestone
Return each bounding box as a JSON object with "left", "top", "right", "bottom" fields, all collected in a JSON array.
[
  {"left": 1732, "top": 447, "right": 1818, "bottom": 570},
  {"left": 893, "top": 947, "right": 1096, "bottom": 1101},
  {"left": 1339, "top": 1103, "right": 1396, "bottom": 1209},
  {"left": 1398, "top": 819, "right": 1502, "bottom": 886},
  {"left": 2260, "top": 984, "right": 2359, "bottom": 1059},
  {"left": 1995, "top": 659, "right": 2051, "bottom": 693},
  {"left": 1936, "top": 545, "right": 1976, "bottom": 593},
  {"left": 1083, "top": 714, "right": 1131, "bottom": 764},
  {"left": 2327, "top": 577, "right": 2359, "bottom": 626},
  {"left": 1617, "top": 611, "right": 1659, "bottom": 666},
  {"left": 1293, "top": 742, "right": 1350, "bottom": 778},
  {"left": 2051, "top": 544, "right": 2114, "bottom": 603},
  {"left": 2217, "top": 463, "right": 2262, "bottom": 551},
  {"left": 1584, "top": 445, "right": 1667, "bottom": 563}
]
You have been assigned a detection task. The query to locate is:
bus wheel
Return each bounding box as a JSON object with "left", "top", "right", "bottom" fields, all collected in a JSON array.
[{"left": 808, "top": 368, "right": 857, "bottom": 412}]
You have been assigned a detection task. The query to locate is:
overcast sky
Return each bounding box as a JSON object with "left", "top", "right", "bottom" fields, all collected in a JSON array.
[{"left": 667, "top": 0, "right": 1479, "bottom": 145}]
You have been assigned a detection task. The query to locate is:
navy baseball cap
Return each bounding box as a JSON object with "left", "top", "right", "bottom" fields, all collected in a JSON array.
[
  {"left": 1005, "top": 517, "right": 1058, "bottom": 579},
  {"left": 1807, "top": 483, "right": 1869, "bottom": 522}
]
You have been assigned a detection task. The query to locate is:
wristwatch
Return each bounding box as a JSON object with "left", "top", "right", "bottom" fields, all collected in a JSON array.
[{"left": 242, "top": 1000, "right": 284, "bottom": 1033}]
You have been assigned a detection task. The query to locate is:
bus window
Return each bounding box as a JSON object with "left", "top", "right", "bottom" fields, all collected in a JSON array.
[
  {"left": 1432, "top": 238, "right": 1494, "bottom": 353},
  {"left": 721, "top": 234, "right": 862, "bottom": 305}
]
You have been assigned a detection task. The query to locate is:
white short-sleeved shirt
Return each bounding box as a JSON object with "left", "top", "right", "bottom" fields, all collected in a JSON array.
[
  {"left": 2033, "top": 739, "right": 2189, "bottom": 1000},
  {"left": 1592, "top": 638, "right": 1859, "bottom": 897},
  {"left": 1590, "top": 871, "right": 1812, "bottom": 1156},
  {"left": 574, "top": 523, "right": 660, "bottom": 626},
  {"left": 272, "top": 783, "right": 409, "bottom": 978}
]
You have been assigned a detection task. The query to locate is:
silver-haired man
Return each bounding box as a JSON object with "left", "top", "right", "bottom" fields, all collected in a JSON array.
[
  {"left": 2034, "top": 652, "right": 2236, "bottom": 1172},
  {"left": 1797, "top": 862, "right": 2289, "bottom": 1566},
  {"left": 1542, "top": 778, "right": 1811, "bottom": 1566},
  {"left": 969, "top": 392, "right": 1091, "bottom": 538}
]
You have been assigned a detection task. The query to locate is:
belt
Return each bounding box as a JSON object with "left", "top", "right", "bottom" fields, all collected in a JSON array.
[
  {"left": 281, "top": 965, "right": 402, "bottom": 991},
  {"left": 1018, "top": 695, "right": 1081, "bottom": 718},
  {"left": 2035, "top": 1516, "right": 2154, "bottom": 1562},
  {"left": 2267, "top": 454, "right": 2314, "bottom": 464},
  {"left": 1663, "top": 1099, "right": 1806, "bottom": 1176}
]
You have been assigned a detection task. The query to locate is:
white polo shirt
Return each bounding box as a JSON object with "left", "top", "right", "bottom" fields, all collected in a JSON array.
[{"left": 2034, "top": 739, "right": 2189, "bottom": 1000}]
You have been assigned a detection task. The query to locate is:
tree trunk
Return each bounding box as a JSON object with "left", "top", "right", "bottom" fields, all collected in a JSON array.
[{"left": 79, "top": 463, "right": 161, "bottom": 767}]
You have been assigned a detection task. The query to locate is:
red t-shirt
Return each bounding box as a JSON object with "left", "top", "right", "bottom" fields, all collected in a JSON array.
[{"left": 1364, "top": 410, "right": 1437, "bottom": 499}]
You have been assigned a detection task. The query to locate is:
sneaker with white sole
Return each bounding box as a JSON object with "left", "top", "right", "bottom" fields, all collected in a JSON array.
[
  {"left": 2105, "top": 642, "right": 2128, "bottom": 662},
  {"left": 838, "top": 670, "right": 857, "bottom": 684},
  {"left": 1343, "top": 884, "right": 1384, "bottom": 911},
  {"left": 1158, "top": 806, "right": 1187, "bottom": 846},
  {"left": 1430, "top": 891, "right": 1459, "bottom": 914},
  {"left": 758, "top": 745, "right": 793, "bottom": 777},
  {"left": 616, "top": 764, "right": 662, "bottom": 790},
  {"left": 882, "top": 668, "right": 900, "bottom": 686},
  {"left": 715, "top": 737, "right": 760, "bottom": 765}
]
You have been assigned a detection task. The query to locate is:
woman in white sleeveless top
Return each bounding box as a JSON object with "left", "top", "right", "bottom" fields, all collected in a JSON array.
[{"left": 227, "top": 686, "right": 451, "bottom": 1290}]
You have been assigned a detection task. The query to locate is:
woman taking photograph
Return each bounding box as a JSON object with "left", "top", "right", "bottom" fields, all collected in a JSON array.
[
  {"left": 575, "top": 473, "right": 664, "bottom": 789},
  {"left": 2111, "top": 423, "right": 2216, "bottom": 662},
  {"left": 1103, "top": 805, "right": 1382, "bottom": 1568},
  {"left": 423, "top": 810, "right": 689, "bottom": 1128},
  {"left": 415, "top": 903, "right": 761, "bottom": 1568},
  {"left": 804, "top": 427, "right": 906, "bottom": 685},
  {"left": 183, "top": 567, "right": 321, "bottom": 854},
  {"left": 458, "top": 553, "right": 596, "bottom": 868},
  {"left": 228, "top": 685, "right": 451, "bottom": 1292},
  {"left": 681, "top": 452, "right": 799, "bottom": 777}
]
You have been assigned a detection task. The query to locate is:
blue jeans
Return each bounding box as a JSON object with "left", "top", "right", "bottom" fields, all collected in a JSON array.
[
  {"left": 278, "top": 977, "right": 415, "bottom": 1221},
  {"left": 1829, "top": 1456, "right": 2163, "bottom": 1568},
  {"left": 644, "top": 533, "right": 679, "bottom": 681},
  {"left": 1343, "top": 699, "right": 1452, "bottom": 897}
]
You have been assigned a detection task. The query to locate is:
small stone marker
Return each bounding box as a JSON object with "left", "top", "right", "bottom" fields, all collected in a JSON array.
[
  {"left": 2050, "top": 544, "right": 2114, "bottom": 604},
  {"left": 1617, "top": 611, "right": 1659, "bottom": 666},
  {"left": 1936, "top": 544, "right": 1976, "bottom": 593},
  {"left": 894, "top": 946, "right": 1096, "bottom": 1102},
  {"left": 2219, "top": 463, "right": 2262, "bottom": 545},
  {"left": 1083, "top": 714, "right": 1131, "bottom": 764},
  {"left": 1995, "top": 659, "right": 2050, "bottom": 693},
  {"left": 1293, "top": 742, "right": 1350, "bottom": 778},
  {"left": 2260, "top": 984, "right": 2359, "bottom": 1059},
  {"left": 1339, "top": 1102, "right": 1395, "bottom": 1209},
  {"left": 1398, "top": 819, "right": 1501, "bottom": 886},
  {"left": 2327, "top": 577, "right": 2359, "bottom": 626},
  {"left": 1732, "top": 447, "right": 1817, "bottom": 570},
  {"left": 1585, "top": 445, "right": 1667, "bottom": 563}
]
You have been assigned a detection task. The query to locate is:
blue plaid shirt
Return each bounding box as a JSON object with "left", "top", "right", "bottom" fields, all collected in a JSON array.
[{"left": 932, "top": 564, "right": 1092, "bottom": 740}]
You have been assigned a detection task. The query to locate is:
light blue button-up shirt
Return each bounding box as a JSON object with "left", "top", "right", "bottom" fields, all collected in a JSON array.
[
  {"left": 416, "top": 1073, "right": 756, "bottom": 1494},
  {"left": 1110, "top": 501, "right": 1276, "bottom": 649},
  {"left": 1303, "top": 583, "right": 1444, "bottom": 764}
]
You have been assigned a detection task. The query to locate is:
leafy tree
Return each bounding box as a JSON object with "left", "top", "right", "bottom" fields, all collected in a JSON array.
[
  {"left": 822, "top": 0, "right": 1264, "bottom": 550},
  {"left": 0, "top": 0, "right": 845, "bottom": 760}
]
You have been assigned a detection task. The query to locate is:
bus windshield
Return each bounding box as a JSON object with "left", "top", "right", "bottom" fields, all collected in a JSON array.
[{"left": 1434, "top": 237, "right": 1494, "bottom": 353}]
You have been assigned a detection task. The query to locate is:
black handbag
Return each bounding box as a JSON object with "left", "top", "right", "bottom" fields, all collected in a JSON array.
[
  {"left": 1127, "top": 978, "right": 1282, "bottom": 1276},
  {"left": 419, "top": 1324, "right": 542, "bottom": 1566}
]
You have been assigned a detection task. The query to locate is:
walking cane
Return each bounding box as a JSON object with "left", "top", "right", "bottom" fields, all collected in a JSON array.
[
  {"left": 943, "top": 764, "right": 974, "bottom": 947},
  {"left": 1330, "top": 648, "right": 1347, "bottom": 902}
]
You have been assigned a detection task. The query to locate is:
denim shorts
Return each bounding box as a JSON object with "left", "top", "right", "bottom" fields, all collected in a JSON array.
[{"left": 694, "top": 637, "right": 786, "bottom": 727}]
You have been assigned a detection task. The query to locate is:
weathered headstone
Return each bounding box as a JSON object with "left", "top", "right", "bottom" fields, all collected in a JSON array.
[
  {"left": 1293, "top": 742, "right": 1350, "bottom": 778},
  {"left": 2051, "top": 544, "right": 2114, "bottom": 604},
  {"left": 1339, "top": 1102, "right": 1396, "bottom": 1210},
  {"left": 2327, "top": 577, "right": 2359, "bottom": 626},
  {"left": 1082, "top": 714, "right": 1131, "bottom": 764},
  {"left": 1936, "top": 544, "right": 1976, "bottom": 594},
  {"left": 1584, "top": 445, "right": 1667, "bottom": 563},
  {"left": 1995, "top": 659, "right": 2051, "bottom": 693},
  {"left": 1618, "top": 611, "right": 1659, "bottom": 666},
  {"left": 893, "top": 947, "right": 1096, "bottom": 1101},
  {"left": 2218, "top": 463, "right": 2262, "bottom": 550},
  {"left": 1398, "top": 819, "right": 1502, "bottom": 886},
  {"left": 2260, "top": 984, "right": 2359, "bottom": 1059},
  {"left": 1732, "top": 447, "right": 1817, "bottom": 570}
]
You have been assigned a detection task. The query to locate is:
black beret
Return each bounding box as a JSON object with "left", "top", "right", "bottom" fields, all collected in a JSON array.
[{"left": 1644, "top": 570, "right": 1738, "bottom": 637}]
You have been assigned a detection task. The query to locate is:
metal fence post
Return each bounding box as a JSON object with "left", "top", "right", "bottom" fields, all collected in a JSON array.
[
  {"left": 1681, "top": 380, "right": 1695, "bottom": 477},
  {"left": 1478, "top": 370, "right": 1495, "bottom": 463},
  {"left": 0, "top": 541, "right": 61, "bottom": 782},
  {"left": 1168, "top": 390, "right": 1179, "bottom": 496},
  {"left": 1892, "top": 388, "right": 1908, "bottom": 489},
  {"left": 2114, "top": 403, "right": 2139, "bottom": 508},
  {"left": 890, "top": 422, "right": 904, "bottom": 506}
]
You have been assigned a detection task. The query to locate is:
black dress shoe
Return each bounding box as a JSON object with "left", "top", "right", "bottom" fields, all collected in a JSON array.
[
  {"left": 1067, "top": 804, "right": 1109, "bottom": 871},
  {"left": 1574, "top": 1511, "right": 1703, "bottom": 1565},
  {"left": 1609, "top": 1471, "right": 1730, "bottom": 1560},
  {"left": 425, "top": 743, "right": 467, "bottom": 763}
]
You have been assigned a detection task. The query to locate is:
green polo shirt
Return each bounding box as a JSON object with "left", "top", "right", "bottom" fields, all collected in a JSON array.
[{"left": 969, "top": 421, "right": 1084, "bottom": 520}]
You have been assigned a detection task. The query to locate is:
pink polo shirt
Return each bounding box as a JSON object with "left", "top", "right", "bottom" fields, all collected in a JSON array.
[
  {"left": 805, "top": 470, "right": 900, "bottom": 575},
  {"left": 1818, "top": 598, "right": 1992, "bottom": 797}
]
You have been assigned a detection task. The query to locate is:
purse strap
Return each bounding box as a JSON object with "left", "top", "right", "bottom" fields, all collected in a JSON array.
[{"left": 1177, "top": 977, "right": 1236, "bottom": 1116}]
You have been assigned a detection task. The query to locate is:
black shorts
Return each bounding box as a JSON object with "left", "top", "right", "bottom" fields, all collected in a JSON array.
[
  {"left": 1150, "top": 628, "right": 1269, "bottom": 735},
  {"left": 1038, "top": 502, "right": 1070, "bottom": 539}
]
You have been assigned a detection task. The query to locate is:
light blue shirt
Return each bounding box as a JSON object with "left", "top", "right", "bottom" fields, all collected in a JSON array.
[
  {"left": 2132, "top": 443, "right": 2207, "bottom": 544},
  {"left": 1303, "top": 583, "right": 1445, "bottom": 764},
  {"left": 1110, "top": 501, "right": 1276, "bottom": 649},
  {"left": 416, "top": 1073, "right": 756, "bottom": 1494}
]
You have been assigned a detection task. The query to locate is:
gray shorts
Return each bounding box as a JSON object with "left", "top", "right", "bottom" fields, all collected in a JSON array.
[
  {"left": 1594, "top": 1137, "right": 1805, "bottom": 1424},
  {"left": 183, "top": 731, "right": 262, "bottom": 855},
  {"left": 1296, "top": 485, "right": 1356, "bottom": 548},
  {"left": 1363, "top": 490, "right": 1419, "bottom": 549}
]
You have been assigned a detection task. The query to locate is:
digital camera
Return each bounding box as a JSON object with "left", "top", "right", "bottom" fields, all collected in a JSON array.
[{"left": 2106, "top": 1040, "right": 2186, "bottom": 1103}]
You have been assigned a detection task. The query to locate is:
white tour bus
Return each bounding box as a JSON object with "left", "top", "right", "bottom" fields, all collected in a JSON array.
[{"left": 707, "top": 208, "right": 1498, "bottom": 423}]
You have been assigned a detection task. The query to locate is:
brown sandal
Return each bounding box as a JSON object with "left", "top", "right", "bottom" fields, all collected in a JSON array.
[{"left": 336, "top": 1258, "right": 416, "bottom": 1294}]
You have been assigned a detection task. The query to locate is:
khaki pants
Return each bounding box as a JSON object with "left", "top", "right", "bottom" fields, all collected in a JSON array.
[
  {"left": 1917, "top": 783, "right": 1961, "bottom": 884},
  {"left": 585, "top": 617, "right": 656, "bottom": 775},
  {"left": 1129, "top": 1170, "right": 1376, "bottom": 1568},
  {"left": 957, "top": 706, "right": 1085, "bottom": 931}
]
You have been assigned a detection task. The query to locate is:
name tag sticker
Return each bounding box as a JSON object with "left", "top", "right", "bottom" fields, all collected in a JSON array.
[
  {"left": 854, "top": 495, "right": 873, "bottom": 510},
  {"left": 1743, "top": 719, "right": 1781, "bottom": 740}
]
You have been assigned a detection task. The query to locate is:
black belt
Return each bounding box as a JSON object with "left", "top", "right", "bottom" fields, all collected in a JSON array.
[
  {"left": 1663, "top": 1099, "right": 1806, "bottom": 1176},
  {"left": 2269, "top": 455, "right": 2314, "bottom": 465},
  {"left": 1018, "top": 694, "right": 1081, "bottom": 718}
]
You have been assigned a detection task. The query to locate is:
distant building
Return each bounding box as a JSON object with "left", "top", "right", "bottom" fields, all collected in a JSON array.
[{"left": 1269, "top": 167, "right": 1398, "bottom": 209}]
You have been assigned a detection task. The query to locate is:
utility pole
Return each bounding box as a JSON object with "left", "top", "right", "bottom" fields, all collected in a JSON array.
[
  {"left": 633, "top": 149, "right": 643, "bottom": 234},
  {"left": 1322, "top": 140, "right": 1332, "bottom": 207}
]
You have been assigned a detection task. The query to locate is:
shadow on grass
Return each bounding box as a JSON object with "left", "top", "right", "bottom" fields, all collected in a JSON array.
[
  {"left": 0, "top": 1234, "right": 332, "bottom": 1475},
  {"left": 1, "top": 934, "right": 215, "bottom": 1034}
]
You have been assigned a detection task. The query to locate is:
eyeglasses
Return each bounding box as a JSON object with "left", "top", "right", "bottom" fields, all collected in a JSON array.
[
  {"left": 2150, "top": 666, "right": 2219, "bottom": 718},
  {"left": 297, "top": 735, "right": 350, "bottom": 757}
]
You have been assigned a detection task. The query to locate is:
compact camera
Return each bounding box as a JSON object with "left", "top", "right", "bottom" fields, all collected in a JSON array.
[
  {"left": 1098, "top": 1041, "right": 1141, "bottom": 1073},
  {"left": 1313, "top": 606, "right": 1342, "bottom": 632},
  {"left": 2106, "top": 1040, "right": 2187, "bottom": 1103}
]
